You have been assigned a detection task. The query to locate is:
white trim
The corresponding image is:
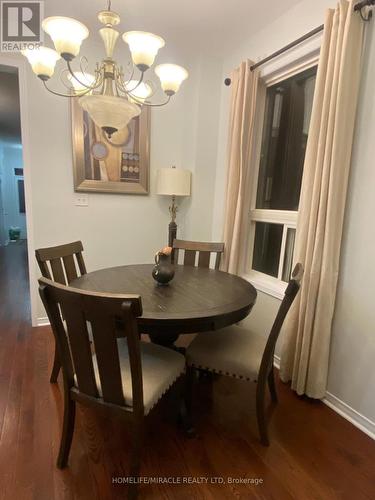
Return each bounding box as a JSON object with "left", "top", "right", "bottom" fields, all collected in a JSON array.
[
  {"left": 242, "top": 271, "right": 286, "bottom": 300},
  {"left": 250, "top": 209, "right": 298, "bottom": 225},
  {"left": 323, "top": 393, "right": 375, "bottom": 441},
  {"left": 37, "top": 316, "right": 50, "bottom": 327},
  {"left": 0, "top": 53, "right": 37, "bottom": 326},
  {"left": 264, "top": 53, "right": 320, "bottom": 86},
  {"left": 273, "top": 355, "right": 375, "bottom": 440}
]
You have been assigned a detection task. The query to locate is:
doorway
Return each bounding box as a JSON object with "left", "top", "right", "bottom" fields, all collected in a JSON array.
[
  {"left": 0, "top": 65, "right": 27, "bottom": 248},
  {"left": 0, "top": 64, "right": 30, "bottom": 301}
]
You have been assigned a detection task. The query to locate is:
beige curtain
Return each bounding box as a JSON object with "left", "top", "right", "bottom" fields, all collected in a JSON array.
[
  {"left": 280, "top": 0, "right": 365, "bottom": 398},
  {"left": 222, "top": 60, "right": 260, "bottom": 274}
]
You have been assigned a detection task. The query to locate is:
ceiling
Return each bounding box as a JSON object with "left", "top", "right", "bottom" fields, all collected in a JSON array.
[
  {"left": 0, "top": 0, "right": 303, "bottom": 145},
  {"left": 0, "top": 65, "right": 21, "bottom": 144},
  {"left": 46, "top": 0, "right": 303, "bottom": 55}
]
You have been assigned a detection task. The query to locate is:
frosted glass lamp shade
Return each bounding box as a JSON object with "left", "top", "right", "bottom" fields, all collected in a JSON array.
[
  {"left": 155, "top": 64, "right": 188, "bottom": 96},
  {"left": 22, "top": 47, "right": 60, "bottom": 79},
  {"left": 122, "top": 31, "right": 165, "bottom": 71},
  {"left": 42, "top": 16, "right": 89, "bottom": 60},
  {"left": 79, "top": 95, "right": 141, "bottom": 137},
  {"left": 157, "top": 168, "right": 191, "bottom": 197},
  {"left": 68, "top": 72, "right": 95, "bottom": 93},
  {"left": 125, "top": 80, "right": 152, "bottom": 102}
]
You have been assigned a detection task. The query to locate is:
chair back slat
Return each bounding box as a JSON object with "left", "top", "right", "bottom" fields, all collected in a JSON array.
[
  {"left": 36, "top": 241, "right": 87, "bottom": 285},
  {"left": 184, "top": 249, "right": 196, "bottom": 266},
  {"left": 38, "top": 277, "right": 143, "bottom": 412},
  {"left": 38, "top": 260, "right": 52, "bottom": 280},
  {"left": 198, "top": 251, "right": 211, "bottom": 268},
  {"left": 259, "top": 263, "right": 304, "bottom": 378},
  {"left": 50, "top": 258, "right": 67, "bottom": 285},
  {"left": 64, "top": 304, "right": 98, "bottom": 397},
  {"left": 90, "top": 315, "right": 126, "bottom": 405},
  {"left": 173, "top": 239, "right": 224, "bottom": 270},
  {"left": 75, "top": 252, "right": 87, "bottom": 275},
  {"left": 62, "top": 254, "right": 79, "bottom": 283}
]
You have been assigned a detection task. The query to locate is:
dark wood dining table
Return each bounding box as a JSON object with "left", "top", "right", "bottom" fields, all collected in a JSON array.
[{"left": 70, "top": 264, "right": 257, "bottom": 347}]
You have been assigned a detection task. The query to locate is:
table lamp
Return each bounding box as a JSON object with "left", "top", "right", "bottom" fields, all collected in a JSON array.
[{"left": 156, "top": 166, "right": 191, "bottom": 248}]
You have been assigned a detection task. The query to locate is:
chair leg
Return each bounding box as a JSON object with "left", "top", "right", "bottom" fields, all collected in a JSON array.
[
  {"left": 174, "top": 370, "right": 196, "bottom": 437},
  {"left": 256, "top": 382, "right": 269, "bottom": 446},
  {"left": 50, "top": 342, "right": 61, "bottom": 383},
  {"left": 57, "top": 392, "right": 76, "bottom": 468},
  {"left": 185, "top": 365, "right": 194, "bottom": 413},
  {"left": 129, "top": 420, "right": 143, "bottom": 500},
  {"left": 268, "top": 366, "right": 278, "bottom": 403}
]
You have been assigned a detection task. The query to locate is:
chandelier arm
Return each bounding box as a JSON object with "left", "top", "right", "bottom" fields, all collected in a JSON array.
[
  {"left": 122, "top": 62, "right": 135, "bottom": 85},
  {"left": 79, "top": 55, "right": 95, "bottom": 83},
  {"left": 135, "top": 95, "right": 172, "bottom": 107},
  {"left": 143, "top": 79, "right": 157, "bottom": 99},
  {"left": 122, "top": 71, "right": 145, "bottom": 94},
  {"left": 66, "top": 60, "right": 103, "bottom": 90},
  {"left": 59, "top": 68, "right": 75, "bottom": 90},
  {"left": 42, "top": 79, "right": 93, "bottom": 98}
]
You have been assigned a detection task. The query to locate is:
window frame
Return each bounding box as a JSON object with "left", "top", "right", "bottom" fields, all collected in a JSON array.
[{"left": 243, "top": 54, "right": 319, "bottom": 299}]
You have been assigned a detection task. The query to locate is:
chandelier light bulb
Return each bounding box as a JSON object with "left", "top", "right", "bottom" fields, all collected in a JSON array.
[
  {"left": 122, "top": 31, "right": 165, "bottom": 71},
  {"left": 42, "top": 16, "right": 89, "bottom": 60},
  {"left": 21, "top": 46, "right": 60, "bottom": 80},
  {"left": 155, "top": 64, "right": 189, "bottom": 95}
]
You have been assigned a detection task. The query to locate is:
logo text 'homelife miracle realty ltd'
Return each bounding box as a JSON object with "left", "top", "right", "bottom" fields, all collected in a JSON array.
[{"left": 1, "top": 1, "right": 43, "bottom": 52}]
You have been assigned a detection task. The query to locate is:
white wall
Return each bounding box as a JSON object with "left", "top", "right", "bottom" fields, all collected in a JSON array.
[
  {"left": 0, "top": 24, "right": 224, "bottom": 321},
  {"left": 0, "top": 143, "right": 27, "bottom": 242},
  {"left": 211, "top": 0, "right": 375, "bottom": 434}
]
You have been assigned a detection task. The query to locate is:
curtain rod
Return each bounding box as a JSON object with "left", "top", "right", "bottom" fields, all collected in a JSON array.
[{"left": 224, "top": 0, "right": 375, "bottom": 86}]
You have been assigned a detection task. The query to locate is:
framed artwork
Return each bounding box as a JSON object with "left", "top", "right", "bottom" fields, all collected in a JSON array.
[{"left": 71, "top": 99, "right": 150, "bottom": 194}]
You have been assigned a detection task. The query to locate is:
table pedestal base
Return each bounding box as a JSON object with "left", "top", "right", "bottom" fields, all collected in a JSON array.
[{"left": 149, "top": 332, "right": 186, "bottom": 354}]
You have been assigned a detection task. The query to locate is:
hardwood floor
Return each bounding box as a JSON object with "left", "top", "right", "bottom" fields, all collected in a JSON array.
[{"left": 0, "top": 241, "right": 374, "bottom": 499}]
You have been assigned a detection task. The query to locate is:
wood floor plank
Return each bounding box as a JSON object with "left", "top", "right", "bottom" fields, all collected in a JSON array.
[{"left": 0, "top": 241, "right": 375, "bottom": 499}]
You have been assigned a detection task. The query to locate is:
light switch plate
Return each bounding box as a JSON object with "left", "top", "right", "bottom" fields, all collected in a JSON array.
[{"left": 74, "top": 194, "right": 89, "bottom": 207}]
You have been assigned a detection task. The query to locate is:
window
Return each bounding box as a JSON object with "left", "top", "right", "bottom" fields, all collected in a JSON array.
[{"left": 247, "top": 64, "right": 317, "bottom": 296}]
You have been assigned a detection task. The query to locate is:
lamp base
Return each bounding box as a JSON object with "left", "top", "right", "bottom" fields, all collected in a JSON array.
[{"left": 169, "top": 220, "right": 177, "bottom": 263}]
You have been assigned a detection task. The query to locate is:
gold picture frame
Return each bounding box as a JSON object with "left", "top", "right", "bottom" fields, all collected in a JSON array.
[{"left": 71, "top": 99, "right": 150, "bottom": 194}]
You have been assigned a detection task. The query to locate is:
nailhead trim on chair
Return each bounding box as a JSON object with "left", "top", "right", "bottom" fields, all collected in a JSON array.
[{"left": 188, "top": 361, "right": 257, "bottom": 383}]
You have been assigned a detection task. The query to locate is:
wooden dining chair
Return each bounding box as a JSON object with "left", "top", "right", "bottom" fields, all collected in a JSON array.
[
  {"left": 172, "top": 239, "right": 224, "bottom": 269},
  {"left": 38, "top": 277, "right": 185, "bottom": 496},
  {"left": 186, "top": 263, "right": 304, "bottom": 446},
  {"left": 35, "top": 241, "right": 87, "bottom": 383}
]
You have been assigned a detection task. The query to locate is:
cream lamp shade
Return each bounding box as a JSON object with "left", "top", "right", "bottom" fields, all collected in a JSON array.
[
  {"left": 156, "top": 168, "right": 191, "bottom": 197},
  {"left": 155, "top": 64, "right": 189, "bottom": 95},
  {"left": 79, "top": 95, "right": 141, "bottom": 137},
  {"left": 42, "top": 16, "right": 89, "bottom": 60},
  {"left": 122, "top": 31, "right": 165, "bottom": 71},
  {"left": 21, "top": 47, "right": 60, "bottom": 79}
]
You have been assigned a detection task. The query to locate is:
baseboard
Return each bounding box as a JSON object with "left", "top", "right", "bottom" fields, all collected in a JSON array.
[
  {"left": 37, "top": 316, "right": 50, "bottom": 326},
  {"left": 323, "top": 392, "right": 375, "bottom": 440},
  {"left": 273, "top": 354, "right": 375, "bottom": 440}
]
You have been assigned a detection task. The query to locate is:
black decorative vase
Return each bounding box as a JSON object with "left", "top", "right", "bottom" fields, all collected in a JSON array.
[{"left": 152, "top": 253, "right": 175, "bottom": 285}]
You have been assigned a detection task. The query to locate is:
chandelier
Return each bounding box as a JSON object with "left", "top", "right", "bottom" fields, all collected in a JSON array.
[{"left": 22, "top": 1, "right": 189, "bottom": 138}]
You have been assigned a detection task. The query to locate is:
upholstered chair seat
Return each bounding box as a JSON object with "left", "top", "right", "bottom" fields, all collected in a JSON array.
[
  {"left": 186, "top": 326, "right": 266, "bottom": 382},
  {"left": 185, "top": 263, "right": 304, "bottom": 447},
  {"left": 89, "top": 339, "right": 185, "bottom": 415}
]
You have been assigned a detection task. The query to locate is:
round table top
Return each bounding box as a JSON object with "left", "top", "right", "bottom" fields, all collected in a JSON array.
[{"left": 71, "top": 264, "right": 257, "bottom": 335}]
